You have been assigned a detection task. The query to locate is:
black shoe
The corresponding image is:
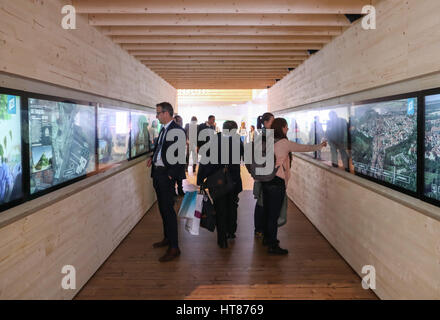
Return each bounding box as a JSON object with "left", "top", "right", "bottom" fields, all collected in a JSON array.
[
  {"left": 218, "top": 239, "right": 228, "bottom": 249},
  {"left": 263, "top": 239, "right": 280, "bottom": 247},
  {"left": 268, "top": 245, "right": 288, "bottom": 255},
  {"left": 153, "top": 238, "right": 170, "bottom": 248},
  {"left": 159, "top": 247, "right": 181, "bottom": 262}
]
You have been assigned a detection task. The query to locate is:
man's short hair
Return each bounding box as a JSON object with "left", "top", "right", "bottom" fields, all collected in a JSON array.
[
  {"left": 156, "top": 102, "right": 174, "bottom": 116},
  {"left": 223, "top": 120, "right": 238, "bottom": 131},
  {"left": 208, "top": 115, "right": 215, "bottom": 120}
]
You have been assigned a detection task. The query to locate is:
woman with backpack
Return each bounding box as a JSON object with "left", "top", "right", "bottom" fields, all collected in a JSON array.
[
  {"left": 253, "top": 113, "right": 274, "bottom": 239},
  {"left": 263, "top": 118, "right": 327, "bottom": 255}
]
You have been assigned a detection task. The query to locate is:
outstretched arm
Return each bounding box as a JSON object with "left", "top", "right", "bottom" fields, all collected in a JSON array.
[{"left": 288, "top": 140, "right": 327, "bottom": 153}]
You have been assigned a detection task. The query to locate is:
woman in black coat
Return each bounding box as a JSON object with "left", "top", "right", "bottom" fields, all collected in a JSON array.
[{"left": 197, "top": 121, "right": 243, "bottom": 249}]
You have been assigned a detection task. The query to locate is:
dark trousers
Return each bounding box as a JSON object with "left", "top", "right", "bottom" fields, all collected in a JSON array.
[
  {"left": 213, "top": 192, "right": 232, "bottom": 244},
  {"left": 152, "top": 168, "right": 179, "bottom": 249},
  {"left": 262, "top": 176, "right": 286, "bottom": 247},
  {"left": 254, "top": 203, "right": 265, "bottom": 234},
  {"left": 227, "top": 192, "right": 240, "bottom": 235}
]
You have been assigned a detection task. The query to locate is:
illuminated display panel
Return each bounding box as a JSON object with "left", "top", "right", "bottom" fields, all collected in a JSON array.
[
  {"left": 130, "top": 109, "right": 157, "bottom": 158},
  {"left": 98, "top": 107, "right": 130, "bottom": 168},
  {"left": 29, "top": 98, "right": 96, "bottom": 194},
  {"left": 350, "top": 98, "right": 418, "bottom": 192},
  {"left": 0, "top": 94, "right": 23, "bottom": 205},
  {"left": 424, "top": 94, "right": 440, "bottom": 200}
]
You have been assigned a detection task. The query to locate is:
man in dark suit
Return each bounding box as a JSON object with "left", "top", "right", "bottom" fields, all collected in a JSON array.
[
  {"left": 197, "top": 115, "right": 216, "bottom": 149},
  {"left": 147, "top": 102, "right": 186, "bottom": 262}
]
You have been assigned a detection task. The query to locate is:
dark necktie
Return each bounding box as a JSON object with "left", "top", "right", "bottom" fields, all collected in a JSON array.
[{"left": 153, "top": 127, "right": 165, "bottom": 163}]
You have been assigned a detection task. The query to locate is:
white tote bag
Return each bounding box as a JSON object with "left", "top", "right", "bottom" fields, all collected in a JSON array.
[{"left": 184, "top": 193, "right": 204, "bottom": 235}]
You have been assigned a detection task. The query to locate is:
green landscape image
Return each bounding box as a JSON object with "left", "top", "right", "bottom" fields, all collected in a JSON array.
[
  {"left": 31, "top": 145, "right": 53, "bottom": 173},
  {"left": 0, "top": 94, "right": 23, "bottom": 205},
  {"left": 350, "top": 98, "right": 418, "bottom": 192}
]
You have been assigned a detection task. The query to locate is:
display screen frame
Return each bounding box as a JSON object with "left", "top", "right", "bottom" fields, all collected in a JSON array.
[
  {"left": 350, "top": 92, "right": 420, "bottom": 198},
  {"left": 129, "top": 108, "right": 157, "bottom": 161},
  {"left": 26, "top": 91, "right": 99, "bottom": 200},
  {"left": 0, "top": 87, "right": 27, "bottom": 213},
  {"left": 0, "top": 86, "right": 155, "bottom": 215},
  {"left": 420, "top": 87, "right": 440, "bottom": 208},
  {"left": 97, "top": 104, "right": 131, "bottom": 170}
]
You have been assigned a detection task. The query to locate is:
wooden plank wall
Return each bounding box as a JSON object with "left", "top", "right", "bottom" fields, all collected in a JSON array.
[
  {"left": 0, "top": 0, "right": 177, "bottom": 107},
  {"left": 0, "top": 0, "right": 173, "bottom": 299},
  {"left": 0, "top": 160, "right": 156, "bottom": 299},
  {"left": 268, "top": 0, "right": 440, "bottom": 111},
  {"left": 268, "top": 0, "right": 440, "bottom": 299},
  {"left": 288, "top": 157, "right": 440, "bottom": 299}
]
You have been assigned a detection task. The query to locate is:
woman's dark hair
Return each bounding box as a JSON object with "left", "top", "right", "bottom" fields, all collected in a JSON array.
[
  {"left": 223, "top": 120, "right": 238, "bottom": 130},
  {"left": 271, "top": 118, "right": 288, "bottom": 140},
  {"left": 257, "top": 112, "right": 274, "bottom": 129},
  {"left": 272, "top": 117, "right": 292, "bottom": 163}
]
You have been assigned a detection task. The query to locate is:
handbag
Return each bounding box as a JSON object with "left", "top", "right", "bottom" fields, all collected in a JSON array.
[
  {"left": 200, "top": 192, "right": 216, "bottom": 232},
  {"left": 201, "top": 166, "right": 236, "bottom": 200},
  {"left": 184, "top": 193, "right": 204, "bottom": 236}
]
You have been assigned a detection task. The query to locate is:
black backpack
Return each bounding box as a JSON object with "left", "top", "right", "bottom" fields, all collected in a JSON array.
[{"left": 245, "top": 135, "right": 279, "bottom": 182}]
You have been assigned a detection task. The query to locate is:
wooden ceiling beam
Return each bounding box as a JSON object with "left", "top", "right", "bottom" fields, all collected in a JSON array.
[
  {"left": 74, "top": 0, "right": 370, "bottom": 14},
  {"left": 122, "top": 43, "right": 323, "bottom": 51},
  {"left": 89, "top": 14, "right": 351, "bottom": 27},
  {"left": 169, "top": 81, "right": 276, "bottom": 89},
  {"left": 131, "top": 50, "right": 308, "bottom": 56},
  {"left": 100, "top": 26, "right": 343, "bottom": 36},
  {"left": 139, "top": 56, "right": 307, "bottom": 60},
  {"left": 157, "top": 73, "right": 288, "bottom": 76},
  {"left": 142, "top": 62, "right": 301, "bottom": 67},
  {"left": 146, "top": 65, "right": 300, "bottom": 70},
  {"left": 111, "top": 35, "right": 333, "bottom": 44}
]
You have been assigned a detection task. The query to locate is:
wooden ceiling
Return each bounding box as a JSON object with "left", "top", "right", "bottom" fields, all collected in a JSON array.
[{"left": 73, "top": 0, "right": 369, "bottom": 89}]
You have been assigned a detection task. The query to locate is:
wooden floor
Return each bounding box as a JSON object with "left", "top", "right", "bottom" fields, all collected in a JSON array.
[{"left": 75, "top": 168, "right": 377, "bottom": 300}]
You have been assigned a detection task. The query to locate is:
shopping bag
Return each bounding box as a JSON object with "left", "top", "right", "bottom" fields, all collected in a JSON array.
[
  {"left": 184, "top": 193, "right": 204, "bottom": 236},
  {"left": 200, "top": 194, "right": 216, "bottom": 232},
  {"left": 178, "top": 191, "right": 197, "bottom": 219}
]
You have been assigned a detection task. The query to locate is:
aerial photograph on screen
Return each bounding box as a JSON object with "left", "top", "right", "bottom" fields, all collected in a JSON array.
[
  {"left": 131, "top": 110, "right": 154, "bottom": 158},
  {"left": 97, "top": 107, "right": 129, "bottom": 167},
  {"left": 350, "top": 98, "right": 418, "bottom": 192},
  {"left": 29, "top": 99, "right": 96, "bottom": 194},
  {"left": 0, "top": 94, "right": 23, "bottom": 205},
  {"left": 424, "top": 94, "right": 440, "bottom": 200}
]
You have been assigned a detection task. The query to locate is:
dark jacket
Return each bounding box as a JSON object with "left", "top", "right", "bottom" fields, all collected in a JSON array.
[
  {"left": 151, "top": 120, "right": 186, "bottom": 180},
  {"left": 197, "top": 133, "right": 243, "bottom": 194},
  {"left": 197, "top": 123, "right": 215, "bottom": 148}
]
